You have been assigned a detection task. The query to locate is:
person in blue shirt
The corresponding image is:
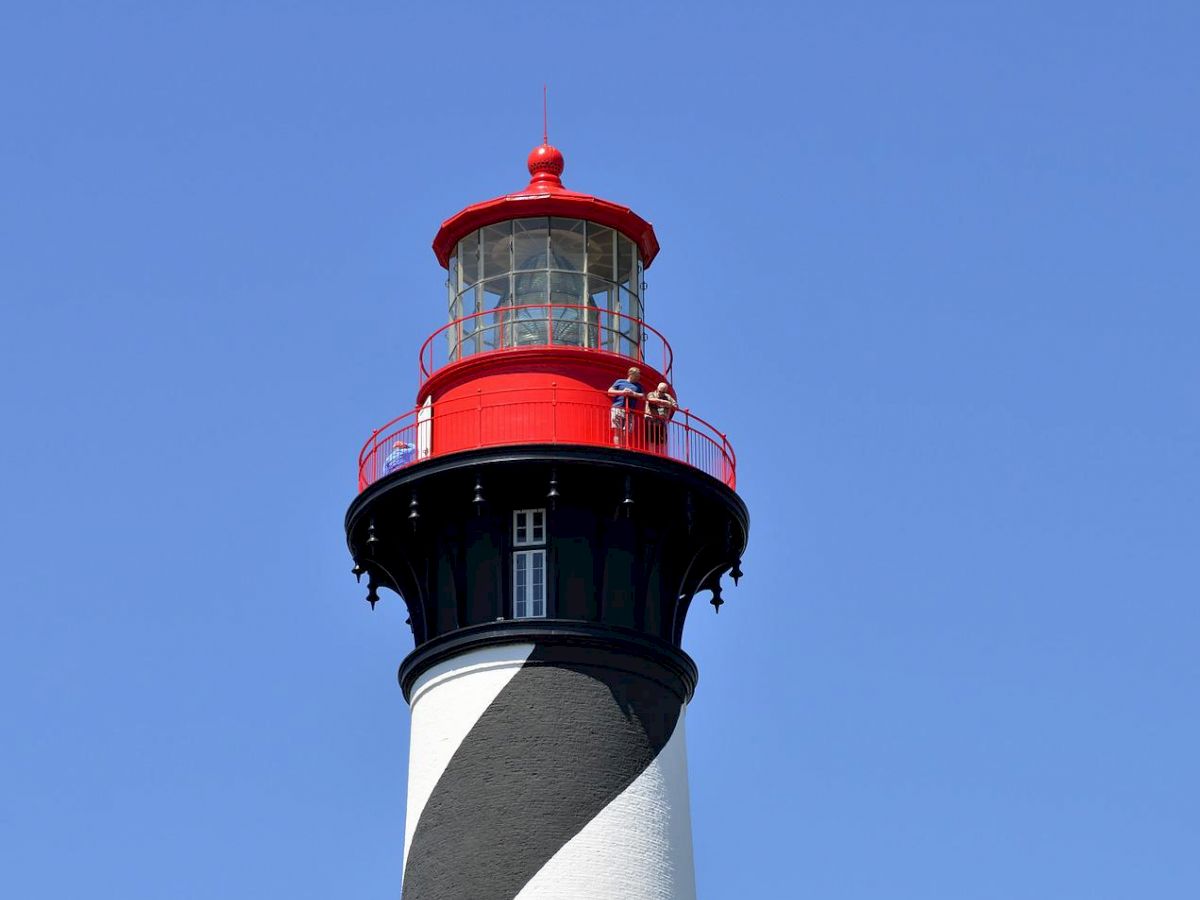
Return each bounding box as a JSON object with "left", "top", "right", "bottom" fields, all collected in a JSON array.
[
  {"left": 384, "top": 440, "right": 415, "bottom": 473},
  {"left": 606, "top": 366, "right": 644, "bottom": 446}
]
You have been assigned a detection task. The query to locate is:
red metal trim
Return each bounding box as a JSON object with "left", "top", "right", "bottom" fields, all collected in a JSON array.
[{"left": 417, "top": 303, "right": 674, "bottom": 388}]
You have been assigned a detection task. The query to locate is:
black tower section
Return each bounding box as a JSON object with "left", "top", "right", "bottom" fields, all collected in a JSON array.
[{"left": 345, "top": 444, "right": 748, "bottom": 699}]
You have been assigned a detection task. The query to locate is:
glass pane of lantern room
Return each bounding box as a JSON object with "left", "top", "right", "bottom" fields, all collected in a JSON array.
[
  {"left": 512, "top": 267, "right": 548, "bottom": 307},
  {"left": 588, "top": 276, "right": 614, "bottom": 353},
  {"left": 550, "top": 218, "right": 585, "bottom": 272},
  {"left": 482, "top": 222, "right": 511, "bottom": 280},
  {"left": 617, "top": 235, "right": 636, "bottom": 295},
  {"left": 514, "top": 218, "right": 548, "bottom": 271},
  {"left": 549, "top": 270, "right": 583, "bottom": 306},
  {"left": 459, "top": 232, "right": 479, "bottom": 287},
  {"left": 619, "top": 287, "right": 641, "bottom": 360},
  {"left": 483, "top": 275, "right": 510, "bottom": 309},
  {"left": 506, "top": 272, "right": 548, "bottom": 347},
  {"left": 447, "top": 290, "right": 462, "bottom": 362},
  {"left": 481, "top": 277, "right": 509, "bottom": 350},
  {"left": 636, "top": 259, "right": 644, "bottom": 317},
  {"left": 459, "top": 284, "right": 479, "bottom": 316},
  {"left": 586, "top": 224, "right": 615, "bottom": 283},
  {"left": 459, "top": 286, "right": 480, "bottom": 354},
  {"left": 550, "top": 273, "right": 585, "bottom": 346}
]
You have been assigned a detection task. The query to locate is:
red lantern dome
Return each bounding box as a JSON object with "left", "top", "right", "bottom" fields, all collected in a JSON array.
[{"left": 432, "top": 144, "right": 660, "bottom": 268}]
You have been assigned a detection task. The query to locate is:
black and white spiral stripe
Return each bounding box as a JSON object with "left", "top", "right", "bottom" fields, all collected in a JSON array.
[{"left": 400, "top": 641, "right": 696, "bottom": 900}]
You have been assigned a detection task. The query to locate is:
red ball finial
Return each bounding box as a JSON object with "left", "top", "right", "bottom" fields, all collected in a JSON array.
[{"left": 527, "top": 144, "right": 565, "bottom": 188}]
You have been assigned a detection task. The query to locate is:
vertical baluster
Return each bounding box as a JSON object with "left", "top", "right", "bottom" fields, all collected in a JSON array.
[{"left": 372, "top": 427, "right": 380, "bottom": 487}]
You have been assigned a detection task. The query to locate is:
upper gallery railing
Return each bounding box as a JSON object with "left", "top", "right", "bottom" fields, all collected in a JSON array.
[
  {"left": 358, "top": 386, "right": 734, "bottom": 492},
  {"left": 418, "top": 304, "right": 674, "bottom": 386}
]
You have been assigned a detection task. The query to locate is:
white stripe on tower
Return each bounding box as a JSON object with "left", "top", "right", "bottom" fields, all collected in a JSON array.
[
  {"left": 515, "top": 709, "right": 696, "bottom": 900},
  {"left": 402, "top": 643, "right": 535, "bottom": 871}
]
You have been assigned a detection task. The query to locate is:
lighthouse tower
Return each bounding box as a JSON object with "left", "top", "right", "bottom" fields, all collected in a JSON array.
[{"left": 344, "top": 142, "right": 749, "bottom": 899}]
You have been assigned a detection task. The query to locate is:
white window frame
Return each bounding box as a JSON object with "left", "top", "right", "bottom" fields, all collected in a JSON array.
[
  {"left": 512, "top": 548, "right": 547, "bottom": 619},
  {"left": 513, "top": 508, "right": 546, "bottom": 547},
  {"left": 512, "top": 509, "right": 547, "bottom": 619}
]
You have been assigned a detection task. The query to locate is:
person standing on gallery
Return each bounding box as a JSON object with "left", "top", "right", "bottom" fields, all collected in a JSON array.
[
  {"left": 384, "top": 440, "right": 415, "bottom": 473},
  {"left": 607, "top": 366, "right": 644, "bottom": 447},
  {"left": 644, "top": 381, "right": 677, "bottom": 451}
]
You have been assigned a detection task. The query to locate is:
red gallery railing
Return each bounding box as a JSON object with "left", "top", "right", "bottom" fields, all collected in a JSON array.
[
  {"left": 358, "top": 386, "right": 735, "bottom": 491},
  {"left": 419, "top": 304, "right": 674, "bottom": 386}
]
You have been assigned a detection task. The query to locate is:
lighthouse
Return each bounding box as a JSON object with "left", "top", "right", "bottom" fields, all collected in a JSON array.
[{"left": 344, "top": 141, "right": 749, "bottom": 899}]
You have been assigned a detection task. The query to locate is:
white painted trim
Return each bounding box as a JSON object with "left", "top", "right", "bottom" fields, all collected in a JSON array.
[
  {"left": 512, "top": 508, "right": 546, "bottom": 547},
  {"left": 416, "top": 397, "right": 432, "bottom": 459},
  {"left": 512, "top": 548, "right": 547, "bottom": 618}
]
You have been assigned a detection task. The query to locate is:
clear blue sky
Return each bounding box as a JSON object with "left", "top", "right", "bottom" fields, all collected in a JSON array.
[{"left": 2, "top": 2, "right": 1197, "bottom": 897}]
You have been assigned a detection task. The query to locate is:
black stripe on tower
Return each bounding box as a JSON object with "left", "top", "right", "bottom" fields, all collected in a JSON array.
[{"left": 400, "top": 641, "right": 691, "bottom": 900}]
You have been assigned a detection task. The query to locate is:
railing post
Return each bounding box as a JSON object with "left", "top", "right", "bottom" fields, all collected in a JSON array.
[
  {"left": 370, "top": 427, "right": 379, "bottom": 484},
  {"left": 684, "top": 409, "right": 692, "bottom": 465}
]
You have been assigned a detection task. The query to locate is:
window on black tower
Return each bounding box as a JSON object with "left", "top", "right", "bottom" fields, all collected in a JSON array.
[{"left": 512, "top": 509, "right": 547, "bottom": 619}]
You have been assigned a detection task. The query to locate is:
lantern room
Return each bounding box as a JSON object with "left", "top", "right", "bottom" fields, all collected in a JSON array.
[
  {"left": 425, "top": 143, "right": 662, "bottom": 387},
  {"left": 445, "top": 217, "right": 644, "bottom": 361},
  {"left": 355, "top": 143, "right": 736, "bottom": 492}
]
